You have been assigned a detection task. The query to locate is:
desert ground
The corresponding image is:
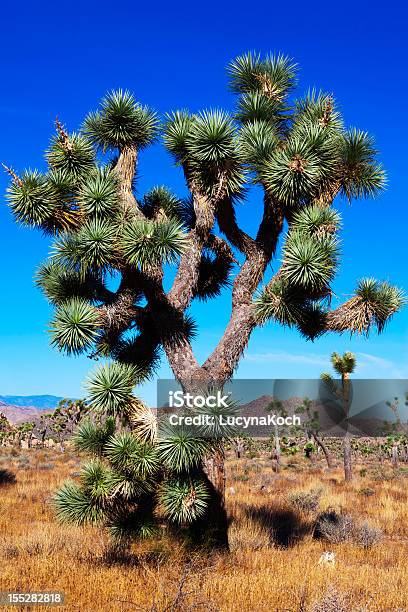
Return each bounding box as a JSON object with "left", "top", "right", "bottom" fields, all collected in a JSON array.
[{"left": 0, "top": 446, "right": 407, "bottom": 612}]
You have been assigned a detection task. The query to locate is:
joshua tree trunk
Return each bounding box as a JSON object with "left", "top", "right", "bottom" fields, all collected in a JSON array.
[
  {"left": 273, "top": 424, "right": 281, "bottom": 472},
  {"left": 343, "top": 433, "right": 353, "bottom": 482},
  {"left": 233, "top": 438, "right": 244, "bottom": 459},
  {"left": 391, "top": 444, "right": 399, "bottom": 468},
  {"left": 313, "top": 434, "right": 334, "bottom": 469},
  {"left": 193, "top": 448, "right": 229, "bottom": 549},
  {"left": 342, "top": 372, "right": 353, "bottom": 481}
]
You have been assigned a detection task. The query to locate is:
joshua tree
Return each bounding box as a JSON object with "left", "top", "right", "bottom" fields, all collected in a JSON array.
[
  {"left": 49, "top": 411, "right": 68, "bottom": 452},
  {"left": 16, "top": 421, "right": 35, "bottom": 448},
  {"left": 38, "top": 413, "right": 53, "bottom": 446},
  {"left": 265, "top": 399, "right": 288, "bottom": 471},
  {"left": 0, "top": 412, "right": 14, "bottom": 446},
  {"left": 5, "top": 52, "right": 404, "bottom": 547},
  {"left": 321, "top": 351, "right": 356, "bottom": 481},
  {"left": 296, "top": 397, "right": 335, "bottom": 468},
  {"left": 54, "top": 398, "right": 89, "bottom": 435}
]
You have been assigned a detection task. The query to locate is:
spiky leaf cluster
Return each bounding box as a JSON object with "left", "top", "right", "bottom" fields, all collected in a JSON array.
[
  {"left": 120, "top": 217, "right": 187, "bottom": 269},
  {"left": 86, "top": 362, "right": 139, "bottom": 415},
  {"left": 46, "top": 132, "right": 95, "bottom": 178},
  {"left": 164, "top": 110, "right": 245, "bottom": 196},
  {"left": 78, "top": 168, "right": 119, "bottom": 218},
  {"left": 83, "top": 89, "right": 159, "bottom": 150},
  {"left": 50, "top": 298, "right": 100, "bottom": 355},
  {"left": 6, "top": 170, "right": 57, "bottom": 227}
]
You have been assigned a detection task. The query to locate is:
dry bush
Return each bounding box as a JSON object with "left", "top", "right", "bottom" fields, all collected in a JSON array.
[
  {"left": 229, "top": 517, "right": 270, "bottom": 552},
  {"left": 311, "top": 586, "right": 349, "bottom": 612},
  {"left": 353, "top": 521, "right": 383, "bottom": 549},
  {"left": 37, "top": 462, "right": 55, "bottom": 470},
  {"left": 288, "top": 488, "right": 323, "bottom": 513},
  {"left": 315, "top": 510, "right": 382, "bottom": 548},
  {"left": 358, "top": 487, "right": 375, "bottom": 497}
]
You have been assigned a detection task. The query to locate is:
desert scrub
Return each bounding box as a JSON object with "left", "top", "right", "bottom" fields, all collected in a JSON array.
[
  {"left": 311, "top": 586, "right": 349, "bottom": 612},
  {"left": 287, "top": 487, "right": 322, "bottom": 513},
  {"left": 314, "top": 509, "right": 382, "bottom": 548}
]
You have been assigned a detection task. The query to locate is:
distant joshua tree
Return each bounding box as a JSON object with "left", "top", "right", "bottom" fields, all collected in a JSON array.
[
  {"left": 0, "top": 412, "right": 14, "bottom": 446},
  {"left": 53, "top": 398, "right": 89, "bottom": 435},
  {"left": 321, "top": 352, "right": 356, "bottom": 481},
  {"left": 5, "top": 52, "right": 404, "bottom": 547},
  {"left": 38, "top": 413, "right": 54, "bottom": 447},
  {"left": 296, "top": 397, "right": 335, "bottom": 469}
]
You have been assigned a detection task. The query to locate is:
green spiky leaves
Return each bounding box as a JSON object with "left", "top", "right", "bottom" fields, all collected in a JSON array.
[
  {"left": 46, "top": 131, "right": 95, "bottom": 178},
  {"left": 77, "top": 218, "right": 117, "bottom": 270},
  {"left": 120, "top": 217, "right": 187, "bottom": 269},
  {"left": 260, "top": 126, "right": 338, "bottom": 206},
  {"left": 294, "top": 90, "right": 343, "bottom": 136},
  {"left": 239, "top": 120, "right": 279, "bottom": 169},
  {"left": 228, "top": 51, "right": 297, "bottom": 99},
  {"left": 187, "top": 110, "right": 236, "bottom": 164},
  {"left": 83, "top": 90, "right": 159, "bottom": 150},
  {"left": 255, "top": 278, "right": 304, "bottom": 327},
  {"left": 105, "top": 432, "right": 160, "bottom": 480},
  {"left": 339, "top": 129, "right": 386, "bottom": 199},
  {"left": 291, "top": 204, "right": 341, "bottom": 238},
  {"left": 51, "top": 219, "right": 117, "bottom": 274},
  {"left": 157, "top": 422, "right": 210, "bottom": 472},
  {"left": 328, "top": 278, "right": 406, "bottom": 335},
  {"left": 36, "top": 260, "right": 107, "bottom": 305},
  {"left": 50, "top": 297, "right": 100, "bottom": 355},
  {"left": 86, "top": 362, "right": 138, "bottom": 415},
  {"left": 282, "top": 233, "right": 337, "bottom": 291},
  {"left": 331, "top": 351, "right": 356, "bottom": 375},
  {"left": 74, "top": 417, "right": 116, "bottom": 455},
  {"left": 54, "top": 480, "right": 107, "bottom": 525},
  {"left": 159, "top": 478, "right": 209, "bottom": 523},
  {"left": 6, "top": 170, "right": 57, "bottom": 227},
  {"left": 164, "top": 110, "right": 245, "bottom": 196},
  {"left": 236, "top": 92, "right": 287, "bottom": 126},
  {"left": 255, "top": 203, "right": 342, "bottom": 334},
  {"left": 163, "top": 110, "right": 194, "bottom": 161},
  {"left": 78, "top": 168, "right": 119, "bottom": 219},
  {"left": 141, "top": 186, "right": 183, "bottom": 221}
]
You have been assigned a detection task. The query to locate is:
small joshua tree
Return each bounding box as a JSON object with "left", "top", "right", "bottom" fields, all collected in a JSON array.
[
  {"left": 0, "top": 412, "right": 13, "bottom": 446},
  {"left": 296, "top": 397, "right": 334, "bottom": 468},
  {"left": 38, "top": 413, "right": 53, "bottom": 447},
  {"left": 321, "top": 351, "right": 356, "bottom": 481},
  {"left": 265, "top": 398, "right": 288, "bottom": 471},
  {"left": 18, "top": 421, "right": 36, "bottom": 448},
  {"left": 5, "top": 52, "right": 404, "bottom": 547},
  {"left": 53, "top": 398, "right": 89, "bottom": 435}
]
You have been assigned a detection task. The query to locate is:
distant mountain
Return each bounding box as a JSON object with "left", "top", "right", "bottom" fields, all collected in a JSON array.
[
  {"left": 0, "top": 395, "right": 63, "bottom": 409},
  {"left": 0, "top": 395, "right": 64, "bottom": 425},
  {"left": 0, "top": 402, "right": 45, "bottom": 425}
]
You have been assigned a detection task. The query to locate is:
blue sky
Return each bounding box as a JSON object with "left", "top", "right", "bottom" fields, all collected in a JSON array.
[{"left": 0, "top": 0, "right": 407, "bottom": 404}]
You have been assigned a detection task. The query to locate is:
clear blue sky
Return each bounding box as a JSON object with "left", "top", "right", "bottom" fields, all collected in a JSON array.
[{"left": 0, "top": 0, "right": 407, "bottom": 404}]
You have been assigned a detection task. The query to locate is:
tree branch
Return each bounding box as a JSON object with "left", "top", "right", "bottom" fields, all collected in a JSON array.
[
  {"left": 202, "top": 194, "right": 285, "bottom": 380},
  {"left": 167, "top": 180, "right": 223, "bottom": 312},
  {"left": 114, "top": 144, "right": 144, "bottom": 219}
]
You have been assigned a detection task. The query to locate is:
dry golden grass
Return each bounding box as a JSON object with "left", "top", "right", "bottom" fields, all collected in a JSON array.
[{"left": 0, "top": 448, "right": 407, "bottom": 611}]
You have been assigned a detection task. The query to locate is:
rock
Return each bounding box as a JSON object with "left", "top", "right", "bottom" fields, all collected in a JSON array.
[{"left": 318, "top": 551, "right": 336, "bottom": 566}]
